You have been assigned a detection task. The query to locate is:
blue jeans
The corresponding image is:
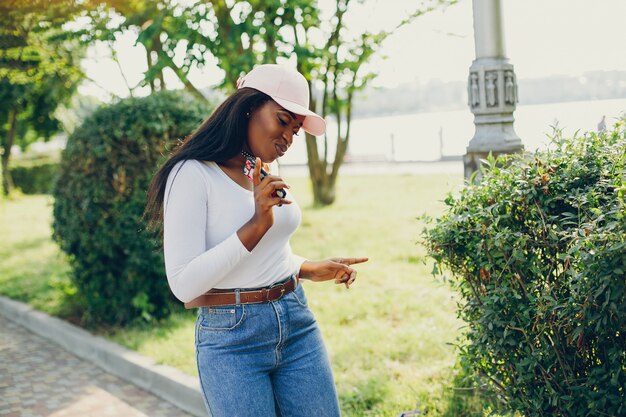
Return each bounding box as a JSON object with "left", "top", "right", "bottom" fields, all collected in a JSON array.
[{"left": 195, "top": 281, "right": 341, "bottom": 417}]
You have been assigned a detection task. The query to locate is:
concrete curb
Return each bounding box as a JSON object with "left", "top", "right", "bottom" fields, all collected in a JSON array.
[{"left": 0, "top": 295, "right": 207, "bottom": 417}]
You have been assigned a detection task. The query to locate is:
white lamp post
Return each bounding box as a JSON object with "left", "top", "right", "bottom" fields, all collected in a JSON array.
[{"left": 465, "top": 0, "right": 523, "bottom": 178}]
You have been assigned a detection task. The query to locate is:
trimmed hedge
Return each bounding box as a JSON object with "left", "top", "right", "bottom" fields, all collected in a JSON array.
[
  {"left": 12, "top": 160, "right": 59, "bottom": 194},
  {"left": 423, "top": 120, "right": 625, "bottom": 416},
  {"left": 53, "top": 91, "right": 211, "bottom": 325}
]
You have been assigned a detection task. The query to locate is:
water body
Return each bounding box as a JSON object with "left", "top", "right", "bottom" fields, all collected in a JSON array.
[{"left": 279, "top": 98, "right": 626, "bottom": 166}]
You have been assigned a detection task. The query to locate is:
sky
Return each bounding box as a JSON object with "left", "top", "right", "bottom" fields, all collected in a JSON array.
[{"left": 80, "top": 0, "right": 626, "bottom": 100}]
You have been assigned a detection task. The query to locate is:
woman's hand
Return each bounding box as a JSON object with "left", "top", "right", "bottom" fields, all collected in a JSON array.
[
  {"left": 299, "top": 257, "right": 369, "bottom": 289},
  {"left": 238, "top": 157, "right": 291, "bottom": 251},
  {"left": 251, "top": 157, "right": 291, "bottom": 229}
]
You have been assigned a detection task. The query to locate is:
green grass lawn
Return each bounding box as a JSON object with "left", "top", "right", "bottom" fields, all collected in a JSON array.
[{"left": 0, "top": 171, "right": 479, "bottom": 416}]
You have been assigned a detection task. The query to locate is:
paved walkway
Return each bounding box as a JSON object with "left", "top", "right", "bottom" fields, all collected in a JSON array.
[{"left": 0, "top": 316, "right": 194, "bottom": 417}]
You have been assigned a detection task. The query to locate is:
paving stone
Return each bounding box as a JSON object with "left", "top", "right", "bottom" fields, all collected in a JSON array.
[{"left": 0, "top": 316, "right": 194, "bottom": 417}]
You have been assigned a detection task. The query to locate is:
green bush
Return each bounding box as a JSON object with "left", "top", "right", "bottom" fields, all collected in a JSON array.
[
  {"left": 423, "top": 120, "right": 626, "bottom": 416},
  {"left": 12, "top": 159, "right": 59, "bottom": 194},
  {"left": 53, "top": 91, "right": 212, "bottom": 325}
]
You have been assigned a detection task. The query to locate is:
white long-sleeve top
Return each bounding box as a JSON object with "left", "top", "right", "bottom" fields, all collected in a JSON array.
[{"left": 163, "top": 159, "right": 306, "bottom": 303}]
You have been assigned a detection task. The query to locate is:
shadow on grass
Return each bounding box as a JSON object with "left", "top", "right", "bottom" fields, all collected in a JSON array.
[
  {"left": 437, "top": 360, "right": 508, "bottom": 417},
  {"left": 46, "top": 292, "right": 88, "bottom": 325}
]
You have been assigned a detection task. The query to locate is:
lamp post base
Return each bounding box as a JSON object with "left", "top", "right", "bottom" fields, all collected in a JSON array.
[{"left": 465, "top": 56, "right": 523, "bottom": 179}]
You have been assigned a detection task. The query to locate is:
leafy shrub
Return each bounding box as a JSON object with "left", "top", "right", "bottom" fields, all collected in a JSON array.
[
  {"left": 423, "top": 120, "right": 625, "bottom": 416},
  {"left": 12, "top": 159, "right": 59, "bottom": 194},
  {"left": 53, "top": 91, "right": 211, "bottom": 325}
]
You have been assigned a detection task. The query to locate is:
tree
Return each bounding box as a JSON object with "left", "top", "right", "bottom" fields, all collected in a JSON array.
[
  {"left": 83, "top": 0, "right": 455, "bottom": 205},
  {"left": 0, "top": 0, "right": 84, "bottom": 195},
  {"left": 293, "top": 0, "right": 457, "bottom": 205}
]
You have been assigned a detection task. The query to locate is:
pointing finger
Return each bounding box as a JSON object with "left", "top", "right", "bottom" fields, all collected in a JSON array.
[{"left": 337, "top": 257, "right": 369, "bottom": 266}]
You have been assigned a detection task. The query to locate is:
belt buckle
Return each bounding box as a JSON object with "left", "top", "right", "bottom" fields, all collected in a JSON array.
[
  {"left": 268, "top": 276, "right": 295, "bottom": 301},
  {"left": 269, "top": 280, "right": 285, "bottom": 289},
  {"left": 268, "top": 281, "right": 286, "bottom": 301}
]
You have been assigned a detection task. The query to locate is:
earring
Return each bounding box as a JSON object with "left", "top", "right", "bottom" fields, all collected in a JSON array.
[{"left": 246, "top": 112, "right": 250, "bottom": 118}]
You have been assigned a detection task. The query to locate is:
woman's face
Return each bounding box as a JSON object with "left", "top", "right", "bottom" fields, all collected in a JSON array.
[{"left": 247, "top": 100, "right": 306, "bottom": 163}]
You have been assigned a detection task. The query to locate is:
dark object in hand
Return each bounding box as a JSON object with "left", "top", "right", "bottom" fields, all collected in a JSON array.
[{"left": 243, "top": 157, "right": 287, "bottom": 199}]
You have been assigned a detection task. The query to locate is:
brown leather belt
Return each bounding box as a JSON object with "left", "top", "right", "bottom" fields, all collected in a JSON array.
[{"left": 184, "top": 276, "right": 299, "bottom": 309}]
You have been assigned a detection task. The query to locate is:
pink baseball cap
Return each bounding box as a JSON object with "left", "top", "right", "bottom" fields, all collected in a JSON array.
[{"left": 236, "top": 64, "right": 326, "bottom": 136}]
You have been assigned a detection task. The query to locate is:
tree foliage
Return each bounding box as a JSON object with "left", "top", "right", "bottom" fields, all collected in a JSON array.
[
  {"left": 423, "top": 120, "right": 626, "bottom": 416},
  {"left": 83, "top": 0, "right": 319, "bottom": 97},
  {"left": 0, "top": 0, "right": 84, "bottom": 194}
]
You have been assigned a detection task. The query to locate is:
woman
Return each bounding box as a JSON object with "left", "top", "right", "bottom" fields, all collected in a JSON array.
[{"left": 144, "top": 64, "right": 368, "bottom": 417}]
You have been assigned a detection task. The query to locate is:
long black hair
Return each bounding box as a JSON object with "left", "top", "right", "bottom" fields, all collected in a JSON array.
[{"left": 144, "top": 87, "right": 271, "bottom": 230}]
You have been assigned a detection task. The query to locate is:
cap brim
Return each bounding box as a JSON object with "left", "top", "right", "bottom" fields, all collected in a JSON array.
[{"left": 272, "top": 97, "right": 326, "bottom": 136}]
